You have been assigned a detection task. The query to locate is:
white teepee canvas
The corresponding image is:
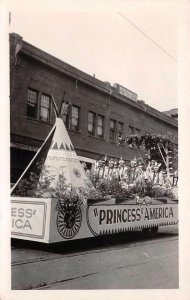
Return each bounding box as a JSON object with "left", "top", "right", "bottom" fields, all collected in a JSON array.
[{"left": 40, "top": 117, "right": 94, "bottom": 191}]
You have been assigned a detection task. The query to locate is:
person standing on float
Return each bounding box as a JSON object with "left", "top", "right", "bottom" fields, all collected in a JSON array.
[
  {"left": 128, "top": 160, "right": 137, "bottom": 184},
  {"left": 118, "top": 158, "right": 125, "bottom": 181},
  {"left": 113, "top": 160, "right": 119, "bottom": 180},
  {"left": 108, "top": 159, "right": 115, "bottom": 180}
]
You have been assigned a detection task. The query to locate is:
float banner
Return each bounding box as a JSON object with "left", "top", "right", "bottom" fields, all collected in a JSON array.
[
  {"left": 11, "top": 200, "right": 47, "bottom": 239},
  {"left": 87, "top": 203, "right": 178, "bottom": 236}
]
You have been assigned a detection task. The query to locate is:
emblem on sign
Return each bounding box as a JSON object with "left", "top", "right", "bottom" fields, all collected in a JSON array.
[
  {"left": 56, "top": 202, "right": 82, "bottom": 239},
  {"left": 73, "top": 168, "right": 81, "bottom": 178}
]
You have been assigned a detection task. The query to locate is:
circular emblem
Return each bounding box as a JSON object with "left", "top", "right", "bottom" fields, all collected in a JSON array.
[
  {"left": 56, "top": 207, "right": 82, "bottom": 239},
  {"left": 73, "top": 168, "right": 81, "bottom": 178}
]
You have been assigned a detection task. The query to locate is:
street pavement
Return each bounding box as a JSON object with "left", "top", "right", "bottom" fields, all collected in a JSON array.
[{"left": 11, "top": 225, "right": 178, "bottom": 289}]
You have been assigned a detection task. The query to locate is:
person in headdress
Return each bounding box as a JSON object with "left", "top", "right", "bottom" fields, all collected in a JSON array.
[
  {"left": 161, "top": 170, "right": 171, "bottom": 188},
  {"left": 118, "top": 158, "right": 125, "bottom": 181},
  {"left": 113, "top": 160, "right": 119, "bottom": 180},
  {"left": 128, "top": 159, "right": 138, "bottom": 184},
  {"left": 108, "top": 158, "right": 115, "bottom": 179},
  {"left": 96, "top": 159, "right": 104, "bottom": 179},
  {"left": 120, "top": 161, "right": 130, "bottom": 190},
  {"left": 147, "top": 159, "right": 156, "bottom": 182},
  {"left": 103, "top": 158, "right": 109, "bottom": 179},
  {"left": 153, "top": 161, "right": 161, "bottom": 184},
  {"left": 99, "top": 159, "right": 106, "bottom": 179},
  {"left": 173, "top": 169, "right": 178, "bottom": 186},
  {"left": 94, "top": 160, "right": 99, "bottom": 174},
  {"left": 135, "top": 158, "right": 145, "bottom": 184}
]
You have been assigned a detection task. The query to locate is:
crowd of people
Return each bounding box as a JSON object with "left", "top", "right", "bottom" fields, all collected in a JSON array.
[{"left": 91, "top": 157, "right": 178, "bottom": 188}]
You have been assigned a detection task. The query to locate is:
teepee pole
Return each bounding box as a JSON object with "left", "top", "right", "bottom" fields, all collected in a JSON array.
[
  {"left": 58, "top": 92, "right": 66, "bottom": 116},
  {"left": 51, "top": 94, "right": 59, "bottom": 117}
]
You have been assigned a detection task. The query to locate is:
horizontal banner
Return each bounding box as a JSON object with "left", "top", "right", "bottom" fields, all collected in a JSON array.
[{"left": 87, "top": 203, "right": 178, "bottom": 236}]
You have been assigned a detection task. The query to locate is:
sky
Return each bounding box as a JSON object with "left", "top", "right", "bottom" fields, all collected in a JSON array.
[{"left": 8, "top": 0, "right": 179, "bottom": 111}]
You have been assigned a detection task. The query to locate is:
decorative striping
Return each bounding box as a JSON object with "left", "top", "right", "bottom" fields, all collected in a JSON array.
[
  {"left": 60, "top": 143, "right": 65, "bottom": 150},
  {"left": 52, "top": 142, "right": 58, "bottom": 149},
  {"left": 65, "top": 143, "right": 70, "bottom": 150}
]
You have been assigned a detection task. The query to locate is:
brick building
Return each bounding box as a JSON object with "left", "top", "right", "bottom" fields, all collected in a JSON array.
[{"left": 10, "top": 33, "right": 178, "bottom": 184}]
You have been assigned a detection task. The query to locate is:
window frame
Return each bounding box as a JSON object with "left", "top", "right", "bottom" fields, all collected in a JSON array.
[
  {"left": 26, "top": 88, "right": 38, "bottom": 120},
  {"left": 117, "top": 121, "right": 124, "bottom": 138},
  {"left": 88, "top": 111, "right": 96, "bottom": 136},
  {"left": 70, "top": 105, "right": 80, "bottom": 132},
  {"left": 110, "top": 119, "right": 116, "bottom": 141},
  {"left": 61, "top": 101, "right": 70, "bottom": 129},
  {"left": 96, "top": 114, "right": 104, "bottom": 138},
  {"left": 40, "top": 93, "right": 51, "bottom": 123},
  {"left": 26, "top": 88, "right": 52, "bottom": 124}
]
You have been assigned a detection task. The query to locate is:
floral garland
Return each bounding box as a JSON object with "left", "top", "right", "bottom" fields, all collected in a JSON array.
[
  {"left": 118, "top": 132, "right": 177, "bottom": 149},
  {"left": 118, "top": 132, "right": 178, "bottom": 168}
]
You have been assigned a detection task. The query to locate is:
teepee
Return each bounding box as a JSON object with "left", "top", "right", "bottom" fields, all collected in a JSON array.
[{"left": 11, "top": 97, "right": 94, "bottom": 197}]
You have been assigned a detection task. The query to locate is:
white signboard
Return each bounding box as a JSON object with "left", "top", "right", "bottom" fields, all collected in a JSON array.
[
  {"left": 113, "top": 83, "right": 137, "bottom": 101},
  {"left": 11, "top": 200, "right": 47, "bottom": 239}
]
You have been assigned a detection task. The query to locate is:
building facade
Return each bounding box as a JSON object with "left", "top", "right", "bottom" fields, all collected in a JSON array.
[{"left": 10, "top": 33, "right": 178, "bottom": 184}]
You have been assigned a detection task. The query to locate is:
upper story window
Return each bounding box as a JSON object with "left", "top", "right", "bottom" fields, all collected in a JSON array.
[
  {"left": 26, "top": 88, "right": 51, "bottom": 124},
  {"left": 40, "top": 94, "right": 50, "bottom": 122},
  {"left": 96, "top": 115, "right": 104, "bottom": 138},
  {"left": 110, "top": 119, "right": 116, "bottom": 141},
  {"left": 27, "top": 89, "right": 38, "bottom": 119},
  {"left": 118, "top": 122, "right": 124, "bottom": 138},
  {"left": 88, "top": 111, "right": 96, "bottom": 136},
  {"left": 71, "top": 105, "right": 80, "bottom": 131}
]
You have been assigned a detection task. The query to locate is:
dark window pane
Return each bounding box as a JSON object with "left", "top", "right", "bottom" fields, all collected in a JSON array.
[
  {"left": 71, "top": 105, "right": 79, "bottom": 131},
  {"left": 97, "top": 115, "right": 104, "bottom": 137},
  {"left": 110, "top": 119, "right": 116, "bottom": 141},
  {"left": 40, "top": 94, "right": 50, "bottom": 122},
  {"left": 118, "top": 122, "right": 124, "bottom": 137},
  {"left": 88, "top": 111, "right": 95, "bottom": 135},
  {"left": 27, "top": 89, "right": 38, "bottom": 119}
]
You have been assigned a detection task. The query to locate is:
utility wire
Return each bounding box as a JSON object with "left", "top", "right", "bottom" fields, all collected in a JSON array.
[{"left": 118, "top": 12, "right": 177, "bottom": 63}]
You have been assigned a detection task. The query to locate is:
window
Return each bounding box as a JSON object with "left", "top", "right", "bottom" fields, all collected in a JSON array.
[
  {"left": 110, "top": 119, "right": 116, "bottom": 141},
  {"left": 88, "top": 112, "right": 95, "bottom": 135},
  {"left": 71, "top": 105, "right": 79, "bottom": 131},
  {"left": 118, "top": 122, "right": 124, "bottom": 138},
  {"left": 97, "top": 115, "right": 104, "bottom": 137},
  {"left": 40, "top": 94, "right": 50, "bottom": 122},
  {"left": 129, "top": 125, "right": 135, "bottom": 135},
  {"left": 26, "top": 88, "right": 51, "bottom": 123},
  {"left": 27, "top": 89, "right": 38, "bottom": 119}
]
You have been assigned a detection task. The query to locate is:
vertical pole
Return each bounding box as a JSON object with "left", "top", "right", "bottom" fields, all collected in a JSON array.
[
  {"left": 51, "top": 94, "right": 59, "bottom": 117},
  {"left": 165, "top": 147, "right": 170, "bottom": 179}
]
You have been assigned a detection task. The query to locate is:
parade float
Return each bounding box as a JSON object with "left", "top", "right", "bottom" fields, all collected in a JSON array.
[{"left": 11, "top": 97, "right": 178, "bottom": 243}]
